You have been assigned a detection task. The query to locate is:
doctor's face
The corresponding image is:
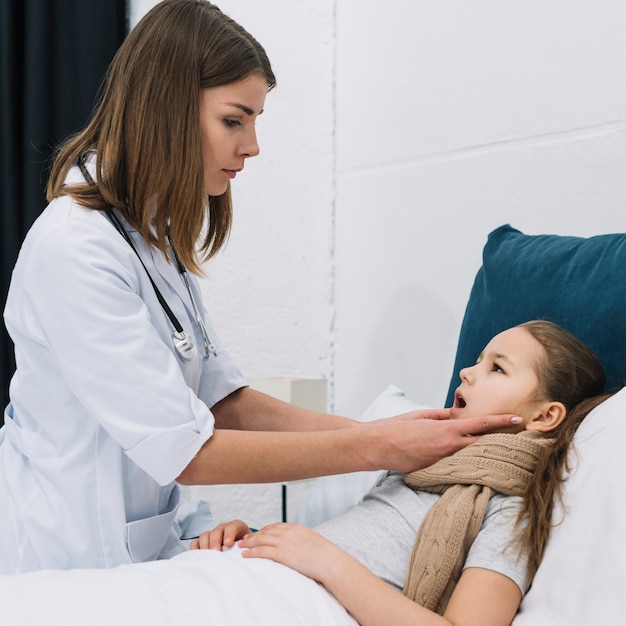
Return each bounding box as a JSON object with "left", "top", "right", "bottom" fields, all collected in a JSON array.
[
  {"left": 451, "top": 327, "right": 546, "bottom": 429},
  {"left": 198, "top": 73, "right": 268, "bottom": 196}
]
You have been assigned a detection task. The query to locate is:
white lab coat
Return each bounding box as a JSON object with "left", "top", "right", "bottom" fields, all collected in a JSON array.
[{"left": 0, "top": 163, "right": 246, "bottom": 574}]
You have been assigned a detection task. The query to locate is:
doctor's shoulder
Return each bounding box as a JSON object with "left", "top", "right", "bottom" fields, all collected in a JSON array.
[{"left": 15, "top": 196, "right": 138, "bottom": 288}]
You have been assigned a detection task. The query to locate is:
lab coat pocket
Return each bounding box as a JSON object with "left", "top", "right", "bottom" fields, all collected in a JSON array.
[{"left": 125, "top": 489, "right": 180, "bottom": 563}]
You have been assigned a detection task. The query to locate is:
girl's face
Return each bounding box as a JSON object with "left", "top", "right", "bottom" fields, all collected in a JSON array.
[
  {"left": 452, "top": 327, "right": 546, "bottom": 430},
  {"left": 199, "top": 73, "right": 268, "bottom": 196}
]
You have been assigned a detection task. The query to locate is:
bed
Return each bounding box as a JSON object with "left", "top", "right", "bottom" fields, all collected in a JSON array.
[{"left": 1, "top": 224, "right": 625, "bottom": 625}]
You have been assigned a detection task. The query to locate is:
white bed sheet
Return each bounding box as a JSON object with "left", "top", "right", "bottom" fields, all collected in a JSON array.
[{"left": 0, "top": 546, "right": 357, "bottom": 626}]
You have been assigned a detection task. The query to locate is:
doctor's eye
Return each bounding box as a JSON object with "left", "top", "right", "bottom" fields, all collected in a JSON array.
[{"left": 223, "top": 119, "right": 241, "bottom": 128}]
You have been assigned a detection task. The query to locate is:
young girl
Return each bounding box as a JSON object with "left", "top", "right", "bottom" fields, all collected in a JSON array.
[{"left": 192, "top": 320, "right": 609, "bottom": 626}]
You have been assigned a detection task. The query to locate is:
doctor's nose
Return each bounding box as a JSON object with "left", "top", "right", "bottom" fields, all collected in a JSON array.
[{"left": 240, "top": 129, "right": 260, "bottom": 159}]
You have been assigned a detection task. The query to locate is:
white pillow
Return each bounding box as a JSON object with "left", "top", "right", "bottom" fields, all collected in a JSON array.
[
  {"left": 512, "top": 386, "right": 626, "bottom": 625},
  {"left": 294, "top": 385, "right": 429, "bottom": 527}
]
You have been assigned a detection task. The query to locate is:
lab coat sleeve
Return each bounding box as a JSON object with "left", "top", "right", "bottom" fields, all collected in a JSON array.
[{"left": 13, "top": 209, "right": 221, "bottom": 485}]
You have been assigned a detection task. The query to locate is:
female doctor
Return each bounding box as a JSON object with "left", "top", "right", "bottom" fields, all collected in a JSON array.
[{"left": 0, "top": 0, "right": 518, "bottom": 574}]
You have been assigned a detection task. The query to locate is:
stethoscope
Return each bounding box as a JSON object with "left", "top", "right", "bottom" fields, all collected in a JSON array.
[{"left": 77, "top": 154, "right": 217, "bottom": 361}]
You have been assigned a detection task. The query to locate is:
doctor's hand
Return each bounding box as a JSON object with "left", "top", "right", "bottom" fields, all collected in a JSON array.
[
  {"left": 368, "top": 407, "right": 453, "bottom": 426},
  {"left": 366, "top": 411, "right": 523, "bottom": 474},
  {"left": 189, "top": 519, "right": 253, "bottom": 551}
]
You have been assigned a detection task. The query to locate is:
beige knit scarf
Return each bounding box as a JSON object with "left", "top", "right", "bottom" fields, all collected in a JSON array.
[{"left": 402, "top": 431, "right": 550, "bottom": 614}]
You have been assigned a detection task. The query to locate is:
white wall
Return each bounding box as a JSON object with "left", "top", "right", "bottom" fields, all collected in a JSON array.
[{"left": 130, "top": 0, "right": 626, "bottom": 526}]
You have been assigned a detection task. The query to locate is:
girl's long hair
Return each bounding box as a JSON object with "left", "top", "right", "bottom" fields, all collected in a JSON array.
[
  {"left": 516, "top": 320, "right": 609, "bottom": 582},
  {"left": 46, "top": 0, "right": 276, "bottom": 274}
]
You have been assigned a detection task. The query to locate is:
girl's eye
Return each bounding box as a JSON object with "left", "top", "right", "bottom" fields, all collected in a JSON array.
[
  {"left": 224, "top": 119, "right": 241, "bottom": 128},
  {"left": 493, "top": 363, "right": 504, "bottom": 374}
]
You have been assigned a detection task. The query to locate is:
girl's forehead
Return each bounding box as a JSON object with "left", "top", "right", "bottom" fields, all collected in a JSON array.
[{"left": 484, "top": 327, "right": 544, "bottom": 368}]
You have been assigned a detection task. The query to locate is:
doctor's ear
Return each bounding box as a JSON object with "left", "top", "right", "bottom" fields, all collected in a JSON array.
[{"left": 525, "top": 401, "right": 567, "bottom": 433}]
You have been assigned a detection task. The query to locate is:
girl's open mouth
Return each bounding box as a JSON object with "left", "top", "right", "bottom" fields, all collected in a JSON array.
[{"left": 454, "top": 390, "right": 466, "bottom": 408}]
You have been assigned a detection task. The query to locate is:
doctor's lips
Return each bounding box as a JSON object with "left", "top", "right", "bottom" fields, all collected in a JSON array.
[{"left": 223, "top": 168, "right": 242, "bottom": 179}]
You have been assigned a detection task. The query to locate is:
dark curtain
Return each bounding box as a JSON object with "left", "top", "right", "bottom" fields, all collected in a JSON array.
[{"left": 0, "top": 1, "right": 127, "bottom": 425}]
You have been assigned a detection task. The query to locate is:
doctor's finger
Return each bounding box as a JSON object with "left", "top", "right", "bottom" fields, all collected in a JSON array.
[
  {"left": 383, "top": 408, "right": 452, "bottom": 423},
  {"left": 454, "top": 414, "right": 523, "bottom": 436}
]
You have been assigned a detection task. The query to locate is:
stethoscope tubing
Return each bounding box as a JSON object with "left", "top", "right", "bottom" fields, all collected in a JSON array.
[{"left": 76, "top": 153, "right": 215, "bottom": 360}]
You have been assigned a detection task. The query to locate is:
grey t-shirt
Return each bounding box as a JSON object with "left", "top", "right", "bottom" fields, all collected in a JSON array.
[{"left": 315, "top": 471, "right": 529, "bottom": 594}]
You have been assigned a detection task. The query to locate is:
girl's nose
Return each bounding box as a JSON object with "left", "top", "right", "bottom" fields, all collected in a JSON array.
[{"left": 459, "top": 366, "right": 473, "bottom": 383}]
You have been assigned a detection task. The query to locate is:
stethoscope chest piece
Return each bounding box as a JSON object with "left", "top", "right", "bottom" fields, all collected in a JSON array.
[{"left": 172, "top": 331, "right": 198, "bottom": 361}]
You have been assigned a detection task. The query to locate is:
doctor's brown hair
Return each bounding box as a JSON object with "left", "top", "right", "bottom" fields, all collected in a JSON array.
[
  {"left": 46, "top": 0, "right": 276, "bottom": 274},
  {"left": 514, "top": 320, "right": 609, "bottom": 583}
]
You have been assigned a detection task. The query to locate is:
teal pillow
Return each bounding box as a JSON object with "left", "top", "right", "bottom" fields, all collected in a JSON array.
[{"left": 445, "top": 224, "right": 626, "bottom": 407}]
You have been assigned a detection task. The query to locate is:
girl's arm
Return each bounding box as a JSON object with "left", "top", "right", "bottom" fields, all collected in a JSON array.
[{"left": 239, "top": 523, "right": 521, "bottom": 626}]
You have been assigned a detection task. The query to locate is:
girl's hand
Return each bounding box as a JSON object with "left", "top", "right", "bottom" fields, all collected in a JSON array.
[
  {"left": 189, "top": 519, "right": 252, "bottom": 550},
  {"left": 241, "top": 523, "right": 523, "bottom": 626},
  {"left": 239, "top": 523, "right": 340, "bottom": 583}
]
